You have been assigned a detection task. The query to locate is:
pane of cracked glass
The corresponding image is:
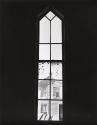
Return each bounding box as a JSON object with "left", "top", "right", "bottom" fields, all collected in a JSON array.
[
  {"left": 38, "top": 62, "right": 50, "bottom": 79},
  {"left": 46, "top": 11, "right": 55, "bottom": 20},
  {"left": 38, "top": 80, "right": 50, "bottom": 99},
  {"left": 51, "top": 44, "right": 62, "bottom": 60},
  {"left": 51, "top": 16, "right": 62, "bottom": 43},
  {"left": 51, "top": 80, "right": 63, "bottom": 99},
  {"left": 51, "top": 101, "right": 63, "bottom": 121},
  {"left": 51, "top": 63, "right": 62, "bottom": 80},
  {"left": 38, "top": 100, "right": 49, "bottom": 120},
  {"left": 39, "top": 17, "right": 50, "bottom": 43},
  {"left": 39, "top": 44, "right": 50, "bottom": 60}
]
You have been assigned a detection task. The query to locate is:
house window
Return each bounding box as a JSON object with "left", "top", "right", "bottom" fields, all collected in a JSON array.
[
  {"left": 53, "top": 87, "right": 60, "bottom": 98},
  {"left": 41, "top": 104, "right": 47, "bottom": 113},
  {"left": 37, "top": 10, "right": 63, "bottom": 121}
]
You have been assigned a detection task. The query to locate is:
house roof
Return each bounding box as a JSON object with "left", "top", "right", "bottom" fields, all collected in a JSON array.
[{"left": 39, "top": 74, "right": 62, "bottom": 88}]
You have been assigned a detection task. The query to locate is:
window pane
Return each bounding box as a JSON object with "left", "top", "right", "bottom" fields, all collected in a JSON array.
[
  {"left": 39, "top": 44, "right": 50, "bottom": 60},
  {"left": 38, "top": 100, "right": 49, "bottom": 120},
  {"left": 38, "top": 80, "right": 50, "bottom": 99},
  {"left": 51, "top": 80, "right": 62, "bottom": 99},
  {"left": 51, "top": 16, "right": 62, "bottom": 43},
  {"left": 51, "top": 44, "right": 62, "bottom": 60},
  {"left": 51, "top": 63, "right": 62, "bottom": 80},
  {"left": 38, "top": 62, "right": 50, "bottom": 79},
  {"left": 46, "top": 11, "right": 55, "bottom": 20},
  {"left": 39, "top": 17, "right": 50, "bottom": 43},
  {"left": 51, "top": 101, "right": 63, "bottom": 121}
]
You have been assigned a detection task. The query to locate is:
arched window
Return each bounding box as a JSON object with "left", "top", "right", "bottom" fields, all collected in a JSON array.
[{"left": 37, "top": 9, "right": 64, "bottom": 121}]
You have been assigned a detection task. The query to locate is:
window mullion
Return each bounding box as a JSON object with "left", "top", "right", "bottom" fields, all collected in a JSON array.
[{"left": 49, "top": 20, "right": 51, "bottom": 120}]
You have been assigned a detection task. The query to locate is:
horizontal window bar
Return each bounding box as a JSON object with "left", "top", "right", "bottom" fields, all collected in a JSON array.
[
  {"left": 38, "top": 99, "right": 63, "bottom": 101},
  {"left": 38, "top": 60, "right": 63, "bottom": 62},
  {"left": 38, "top": 43, "right": 62, "bottom": 44},
  {"left": 38, "top": 79, "right": 63, "bottom": 81}
]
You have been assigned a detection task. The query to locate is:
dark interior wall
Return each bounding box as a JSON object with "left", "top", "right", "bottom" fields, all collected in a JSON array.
[{"left": 1, "top": 1, "right": 96, "bottom": 125}]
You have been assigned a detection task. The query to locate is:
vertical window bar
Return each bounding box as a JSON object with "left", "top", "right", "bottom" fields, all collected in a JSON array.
[{"left": 49, "top": 20, "right": 51, "bottom": 120}]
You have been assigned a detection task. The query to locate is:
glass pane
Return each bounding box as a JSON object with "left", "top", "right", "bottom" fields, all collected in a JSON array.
[
  {"left": 39, "top": 17, "right": 50, "bottom": 43},
  {"left": 39, "top": 44, "right": 50, "bottom": 60},
  {"left": 38, "top": 62, "right": 50, "bottom": 79},
  {"left": 51, "top": 16, "right": 62, "bottom": 43},
  {"left": 38, "top": 100, "right": 49, "bottom": 120},
  {"left": 51, "top": 101, "right": 63, "bottom": 121},
  {"left": 51, "top": 44, "right": 62, "bottom": 60},
  {"left": 51, "top": 63, "right": 62, "bottom": 80},
  {"left": 38, "top": 80, "right": 50, "bottom": 99},
  {"left": 46, "top": 11, "right": 55, "bottom": 20},
  {"left": 51, "top": 80, "right": 62, "bottom": 99}
]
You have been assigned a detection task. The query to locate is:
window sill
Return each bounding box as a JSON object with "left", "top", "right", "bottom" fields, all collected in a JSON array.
[{"left": 32, "top": 120, "right": 64, "bottom": 125}]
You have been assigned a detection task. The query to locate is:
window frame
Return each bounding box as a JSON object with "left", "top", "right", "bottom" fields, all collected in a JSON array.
[{"left": 33, "top": 6, "right": 65, "bottom": 123}]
